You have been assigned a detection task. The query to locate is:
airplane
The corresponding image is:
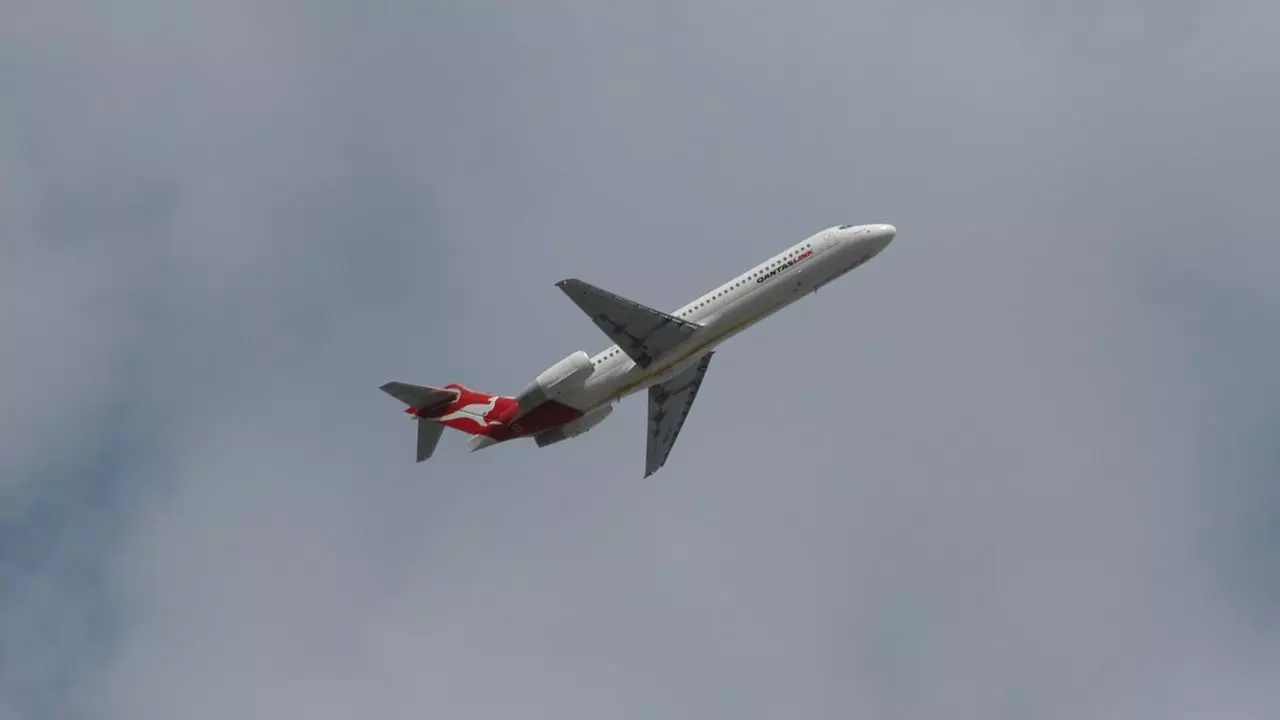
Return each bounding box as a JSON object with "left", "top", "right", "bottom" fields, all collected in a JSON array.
[{"left": 380, "top": 222, "right": 897, "bottom": 477}]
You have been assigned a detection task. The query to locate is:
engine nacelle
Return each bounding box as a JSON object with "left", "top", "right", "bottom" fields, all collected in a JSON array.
[
  {"left": 534, "top": 404, "right": 614, "bottom": 447},
  {"left": 514, "top": 350, "right": 594, "bottom": 410},
  {"left": 534, "top": 350, "right": 594, "bottom": 396}
]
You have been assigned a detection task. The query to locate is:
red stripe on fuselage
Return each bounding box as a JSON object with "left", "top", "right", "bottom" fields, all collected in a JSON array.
[{"left": 487, "top": 401, "right": 583, "bottom": 442}]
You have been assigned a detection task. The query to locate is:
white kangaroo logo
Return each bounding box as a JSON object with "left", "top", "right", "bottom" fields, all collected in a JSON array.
[{"left": 433, "top": 393, "right": 502, "bottom": 429}]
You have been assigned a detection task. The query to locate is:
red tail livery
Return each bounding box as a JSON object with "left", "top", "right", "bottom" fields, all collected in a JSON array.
[{"left": 407, "top": 384, "right": 518, "bottom": 436}]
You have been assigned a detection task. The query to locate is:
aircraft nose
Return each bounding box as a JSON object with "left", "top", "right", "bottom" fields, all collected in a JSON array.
[
  {"left": 836, "top": 223, "right": 895, "bottom": 240},
  {"left": 832, "top": 223, "right": 896, "bottom": 254},
  {"left": 868, "top": 223, "right": 895, "bottom": 251},
  {"left": 847, "top": 223, "right": 895, "bottom": 252}
]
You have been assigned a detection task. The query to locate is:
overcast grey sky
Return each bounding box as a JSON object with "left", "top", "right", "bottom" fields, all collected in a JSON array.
[{"left": 3, "top": 1, "right": 1279, "bottom": 718}]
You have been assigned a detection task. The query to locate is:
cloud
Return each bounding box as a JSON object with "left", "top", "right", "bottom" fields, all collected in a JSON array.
[{"left": 3, "top": 1, "right": 1279, "bottom": 719}]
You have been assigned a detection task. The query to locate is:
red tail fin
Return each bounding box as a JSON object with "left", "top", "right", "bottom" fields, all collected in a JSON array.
[{"left": 380, "top": 382, "right": 518, "bottom": 437}]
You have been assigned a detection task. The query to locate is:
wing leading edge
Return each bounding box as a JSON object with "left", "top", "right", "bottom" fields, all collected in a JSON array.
[
  {"left": 645, "top": 351, "right": 714, "bottom": 477},
  {"left": 555, "top": 278, "right": 701, "bottom": 368}
]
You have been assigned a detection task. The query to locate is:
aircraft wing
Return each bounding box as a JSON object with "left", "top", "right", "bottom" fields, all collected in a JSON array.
[
  {"left": 645, "top": 351, "right": 714, "bottom": 477},
  {"left": 556, "top": 279, "right": 701, "bottom": 368}
]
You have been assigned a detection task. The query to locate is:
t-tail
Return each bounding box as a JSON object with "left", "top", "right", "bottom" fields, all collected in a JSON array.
[{"left": 379, "top": 381, "right": 517, "bottom": 461}]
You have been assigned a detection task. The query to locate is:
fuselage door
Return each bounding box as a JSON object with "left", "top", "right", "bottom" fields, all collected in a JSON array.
[
  {"left": 797, "top": 230, "right": 835, "bottom": 293},
  {"left": 824, "top": 229, "right": 838, "bottom": 251},
  {"left": 789, "top": 233, "right": 824, "bottom": 293}
]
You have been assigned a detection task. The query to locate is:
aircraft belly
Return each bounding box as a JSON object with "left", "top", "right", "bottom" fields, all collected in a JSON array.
[{"left": 490, "top": 400, "right": 584, "bottom": 440}]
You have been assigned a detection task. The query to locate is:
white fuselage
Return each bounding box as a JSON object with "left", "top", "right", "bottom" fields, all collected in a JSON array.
[{"left": 555, "top": 223, "right": 896, "bottom": 412}]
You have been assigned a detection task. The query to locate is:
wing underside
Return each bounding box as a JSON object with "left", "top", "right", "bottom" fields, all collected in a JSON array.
[
  {"left": 556, "top": 278, "right": 701, "bottom": 368},
  {"left": 645, "top": 351, "right": 714, "bottom": 477}
]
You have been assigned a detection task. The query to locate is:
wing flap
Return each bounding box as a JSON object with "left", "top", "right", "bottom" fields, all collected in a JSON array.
[
  {"left": 645, "top": 351, "right": 714, "bottom": 477},
  {"left": 556, "top": 279, "right": 701, "bottom": 368}
]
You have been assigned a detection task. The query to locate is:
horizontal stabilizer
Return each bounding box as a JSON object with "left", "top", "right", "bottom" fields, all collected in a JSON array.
[
  {"left": 380, "top": 381, "right": 455, "bottom": 410},
  {"left": 467, "top": 435, "right": 498, "bottom": 453},
  {"left": 555, "top": 278, "right": 701, "bottom": 368},
  {"left": 417, "top": 419, "right": 445, "bottom": 462}
]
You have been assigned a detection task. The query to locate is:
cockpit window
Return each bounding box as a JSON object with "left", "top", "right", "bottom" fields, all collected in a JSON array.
[{"left": 837, "top": 224, "right": 854, "bottom": 229}]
